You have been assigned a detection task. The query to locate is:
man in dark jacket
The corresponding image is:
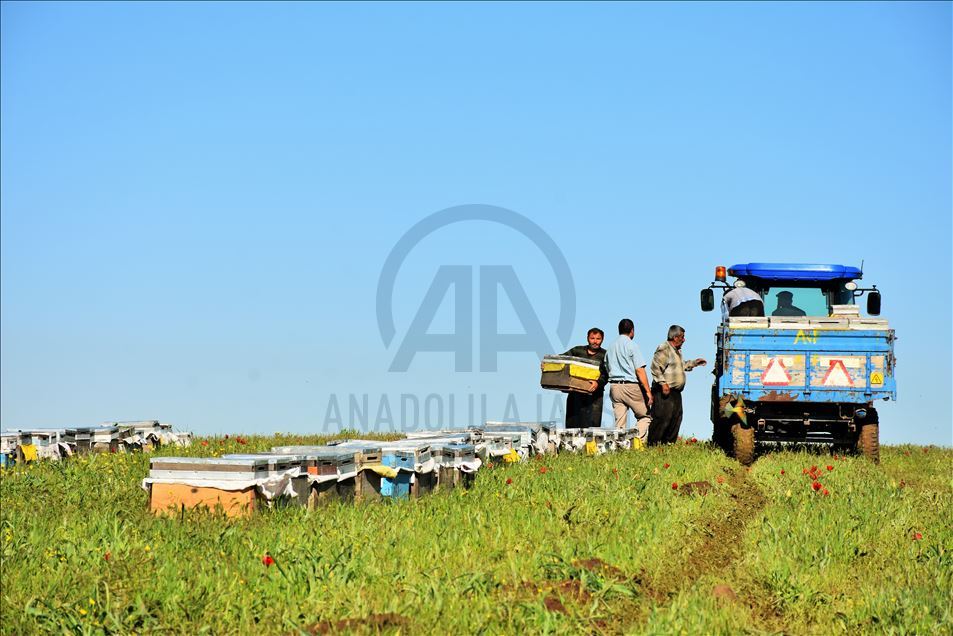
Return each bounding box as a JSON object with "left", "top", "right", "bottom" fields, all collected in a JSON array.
[{"left": 561, "top": 328, "right": 608, "bottom": 429}]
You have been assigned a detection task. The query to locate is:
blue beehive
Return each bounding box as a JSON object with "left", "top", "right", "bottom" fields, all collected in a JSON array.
[
  {"left": 379, "top": 450, "right": 413, "bottom": 498},
  {"left": 1, "top": 432, "right": 18, "bottom": 467}
]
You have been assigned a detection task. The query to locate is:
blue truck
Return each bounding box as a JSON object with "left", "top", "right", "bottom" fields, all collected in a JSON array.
[{"left": 700, "top": 263, "right": 896, "bottom": 464}]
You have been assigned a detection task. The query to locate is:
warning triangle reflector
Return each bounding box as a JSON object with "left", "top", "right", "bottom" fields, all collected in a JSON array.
[
  {"left": 761, "top": 358, "right": 791, "bottom": 386},
  {"left": 822, "top": 360, "right": 854, "bottom": 387}
]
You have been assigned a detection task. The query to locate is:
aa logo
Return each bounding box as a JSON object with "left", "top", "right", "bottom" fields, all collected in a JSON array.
[{"left": 376, "top": 204, "right": 575, "bottom": 372}]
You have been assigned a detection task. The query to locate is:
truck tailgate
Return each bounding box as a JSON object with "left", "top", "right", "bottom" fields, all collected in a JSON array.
[{"left": 719, "top": 328, "right": 896, "bottom": 403}]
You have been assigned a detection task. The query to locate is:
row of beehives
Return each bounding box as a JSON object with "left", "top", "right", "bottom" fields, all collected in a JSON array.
[
  {"left": 143, "top": 438, "right": 481, "bottom": 517},
  {"left": 406, "top": 421, "right": 642, "bottom": 456},
  {"left": 142, "top": 422, "right": 641, "bottom": 517},
  {"left": 0, "top": 420, "right": 192, "bottom": 467}
]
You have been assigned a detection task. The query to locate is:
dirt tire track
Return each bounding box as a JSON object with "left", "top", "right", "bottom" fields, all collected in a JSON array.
[
  {"left": 647, "top": 467, "right": 766, "bottom": 602},
  {"left": 598, "top": 467, "right": 782, "bottom": 635}
]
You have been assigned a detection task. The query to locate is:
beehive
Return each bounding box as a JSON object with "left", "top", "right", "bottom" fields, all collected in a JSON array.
[
  {"left": 540, "top": 355, "right": 602, "bottom": 393},
  {"left": 146, "top": 455, "right": 305, "bottom": 517},
  {"left": 90, "top": 427, "right": 120, "bottom": 453},
  {"left": 432, "top": 443, "right": 478, "bottom": 489},
  {"left": 379, "top": 443, "right": 433, "bottom": 499}
]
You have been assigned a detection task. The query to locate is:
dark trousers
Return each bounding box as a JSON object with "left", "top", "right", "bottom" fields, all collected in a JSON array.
[
  {"left": 566, "top": 392, "right": 603, "bottom": 429},
  {"left": 648, "top": 384, "right": 683, "bottom": 445}
]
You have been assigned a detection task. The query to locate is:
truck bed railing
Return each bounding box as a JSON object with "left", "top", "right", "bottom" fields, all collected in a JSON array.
[{"left": 727, "top": 317, "right": 890, "bottom": 330}]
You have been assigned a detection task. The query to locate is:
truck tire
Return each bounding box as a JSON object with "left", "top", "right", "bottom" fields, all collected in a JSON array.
[
  {"left": 857, "top": 423, "right": 880, "bottom": 464},
  {"left": 732, "top": 424, "right": 755, "bottom": 466}
]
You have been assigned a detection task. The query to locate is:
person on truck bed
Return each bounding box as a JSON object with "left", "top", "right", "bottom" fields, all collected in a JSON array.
[
  {"left": 723, "top": 285, "right": 764, "bottom": 317},
  {"left": 771, "top": 290, "right": 807, "bottom": 317}
]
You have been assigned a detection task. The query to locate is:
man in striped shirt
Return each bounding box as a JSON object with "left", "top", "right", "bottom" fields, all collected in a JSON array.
[{"left": 648, "top": 325, "right": 707, "bottom": 445}]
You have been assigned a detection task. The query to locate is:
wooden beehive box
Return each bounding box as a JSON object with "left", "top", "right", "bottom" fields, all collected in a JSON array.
[
  {"left": 540, "top": 355, "right": 602, "bottom": 393},
  {"left": 432, "top": 443, "right": 477, "bottom": 490},
  {"left": 147, "top": 455, "right": 305, "bottom": 517},
  {"left": 322, "top": 441, "right": 385, "bottom": 502}
]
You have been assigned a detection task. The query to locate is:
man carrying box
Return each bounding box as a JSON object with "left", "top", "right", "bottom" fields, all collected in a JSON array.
[{"left": 560, "top": 328, "right": 608, "bottom": 429}]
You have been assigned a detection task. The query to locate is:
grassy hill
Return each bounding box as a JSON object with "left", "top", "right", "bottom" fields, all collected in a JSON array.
[{"left": 1, "top": 435, "right": 949, "bottom": 634}]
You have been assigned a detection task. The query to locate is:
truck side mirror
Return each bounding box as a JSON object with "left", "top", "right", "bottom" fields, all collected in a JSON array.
[
  {"left": 700, "top": 289, "right": 714, "bottom": 312},
  {"left": 867, "top": 291, "right": 881, "bottom": 316}
]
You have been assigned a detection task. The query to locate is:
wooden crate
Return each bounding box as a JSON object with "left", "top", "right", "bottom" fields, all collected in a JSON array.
[{"left": 540, "top": 355, "right": 602, "bottom": 393}]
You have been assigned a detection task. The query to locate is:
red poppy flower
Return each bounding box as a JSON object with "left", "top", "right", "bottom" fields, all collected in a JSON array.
[
  {"left": 262, "top": 555, "right": 275, "bottom": 567},
  {"left": 833, "top": 454, "right": 839, "bottom": 460},
  {"left": 810, "top": 465, "right": 817, "bottom": 472},
  {"left": 225, "top": 434, "right": 229, "bottom": 440},
  {"left": 899, "top": 480, "right": 906, "bottom": 489},
  {"left": 663, "top": 463, "right": 670, "bottom": 469},
  {"left": 506, "top": 478, "right": 513, "bottom": 485},
  {"left": 811, "top": 482, "right": 822, "bottom": 492},
  {"left": 780, "top": 470, "right": 785, "bottom": 475},
  {"left": 671, "top": 482, "right": 678, "bottom": 490},
  {"left": 716, "top": 476, "right": 725, "bottom": 484},
  {"left": 913, "top": 532, "right": 923, "bottom": 541},
  {"left": 104, "top": 551, "right": 111, "bottom": 562},
  {"left": 539, "top": 467, "right": 547, "bottom": 474},
  {"left": 201, "top": 441, "right": 209, "bottom": 447},
  {"left": 802, "top": 468, "right": 809, "bottom": 475},
  {"left": 826, "top": 465, "right": 834, "bottom": 471},
  {"left": 822, "top": 489, "right": 829, "bottom": 496}
]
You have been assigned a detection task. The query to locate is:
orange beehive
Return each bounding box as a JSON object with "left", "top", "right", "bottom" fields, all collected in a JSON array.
[{"left": 148, "top": 482, "right": 260, "bottom": 518}]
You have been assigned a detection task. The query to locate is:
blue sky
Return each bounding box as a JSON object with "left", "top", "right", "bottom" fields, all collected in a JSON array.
[{"left": 2, "top": 2, "right": 950, "bottom": 444}]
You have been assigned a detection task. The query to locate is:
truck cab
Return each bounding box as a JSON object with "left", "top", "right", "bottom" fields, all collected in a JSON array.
[{"left": 700, "top": 263, "right": 895, "bottom": 464}]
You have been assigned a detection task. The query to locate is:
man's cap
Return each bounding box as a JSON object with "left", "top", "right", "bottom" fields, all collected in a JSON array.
[{"left": 776, "top": 291, "right": 794, "bottom": 298}]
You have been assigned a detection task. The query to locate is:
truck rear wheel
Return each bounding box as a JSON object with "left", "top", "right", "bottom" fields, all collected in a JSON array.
[
  {"left": 732, "top": 424, "right": 755, "bottom": 466},
  {"left": 857, "top": 423, "right": 880, "bottom": 464}
]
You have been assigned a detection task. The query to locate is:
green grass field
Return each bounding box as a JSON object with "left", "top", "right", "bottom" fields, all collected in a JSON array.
[{"left": 1, "top": 435, "right": 950, "bottom": 635}]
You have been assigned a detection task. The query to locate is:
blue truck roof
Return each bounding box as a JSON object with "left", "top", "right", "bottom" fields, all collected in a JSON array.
[{"left": 728, "top": 263, "right": 862, "bottom": 282}]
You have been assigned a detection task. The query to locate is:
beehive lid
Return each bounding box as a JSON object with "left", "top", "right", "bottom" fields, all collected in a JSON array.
[
  {"left": 327, "top": 440, "right": 383, "bottom": 454},
  {"left": 151, "top": 456, "right": 298, "bottom": 472},
  {"left": 541, "top": 354, "right": 601, "bottom": 370}
]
